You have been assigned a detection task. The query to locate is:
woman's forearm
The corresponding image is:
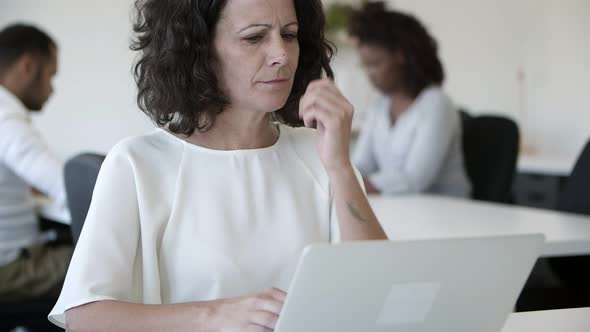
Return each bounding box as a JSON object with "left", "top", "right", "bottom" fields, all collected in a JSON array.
[
  {"left": 66, "top": 300, "right": 212, "bottom": 332},
  {"left": 330, "top": 164, "right": 388, "bottom": 241}
]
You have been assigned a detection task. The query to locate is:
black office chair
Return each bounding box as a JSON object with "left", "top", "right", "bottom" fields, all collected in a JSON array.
[
  {"left": 517, "top": 139, "right": 590, "bottom": 311},
  {"left": 460, "top": 111, "right": 520, "bottom": 203},
  {"left": 64, "top": 153, "right": 106, "bottom": 244},
  {"left": 548, "top": 139, "right": 590, "bottom": 287},
  {"left": 0, "top": 299, "right": 62, "bottom": 332}
]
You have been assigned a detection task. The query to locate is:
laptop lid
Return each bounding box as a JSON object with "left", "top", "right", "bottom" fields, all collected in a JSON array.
[{"left": 275, "top": 234, "right": 545, "bottom": 332}]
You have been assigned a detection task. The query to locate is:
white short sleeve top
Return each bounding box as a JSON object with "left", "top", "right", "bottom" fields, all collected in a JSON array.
[{"left": 49, "top": 124, "right": 342, "bottom": 328}]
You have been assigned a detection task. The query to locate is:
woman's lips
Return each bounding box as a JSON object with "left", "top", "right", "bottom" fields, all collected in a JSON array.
[{"left": 260, "top": 78, "right": 289, "bottom": 84}]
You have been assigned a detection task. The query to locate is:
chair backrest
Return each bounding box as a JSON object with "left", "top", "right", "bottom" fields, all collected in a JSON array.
[
  {"left": 64, "top": 153, "right": 105, "bottom": 244},
  {"left": 548, "top": 139, "right": 590, "bottom": 288},
  {"left": 557, "top": 139, "right": 590, "bottom": 214},
  {"left": 0, "top": 298, "right": 60, "bottom": 331},
  {"left": 461, "top": 111, "right": 519, "bottom": 203}
]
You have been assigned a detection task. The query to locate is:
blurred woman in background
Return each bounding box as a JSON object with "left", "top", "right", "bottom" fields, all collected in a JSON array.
[{"left": 349, "top": 1, "right": 470, "bottom": 197}]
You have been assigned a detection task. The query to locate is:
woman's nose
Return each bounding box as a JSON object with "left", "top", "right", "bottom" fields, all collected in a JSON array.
[{"left": 267, "top": 37, "right": 288, "bottom": 66}]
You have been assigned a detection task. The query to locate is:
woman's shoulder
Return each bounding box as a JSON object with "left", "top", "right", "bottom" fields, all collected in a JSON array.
[
  {"left": 414, "top": 87, "right": 461, "bottom": 130},
  {"left": 418, "top": 86, "right": 453, "bottom": 111},
  {"left": 280, "top": 124, "right": 316, "bottom": 146},
  {"left": 279, "top": 124, "right": 330, "bottom": 192},
  {"left": 104, "top": 129, "right": 184, "bottom": 174},
  {"left": 280, "top": 124, "right": 320, "bottom": 163},
  {"left": 109, "top": 129, "right": 181, "bottom": 156}
]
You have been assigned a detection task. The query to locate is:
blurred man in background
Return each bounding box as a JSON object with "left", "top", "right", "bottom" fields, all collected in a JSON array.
[{"left": 0, "top": 23, "right": 71, "bottom": 302}]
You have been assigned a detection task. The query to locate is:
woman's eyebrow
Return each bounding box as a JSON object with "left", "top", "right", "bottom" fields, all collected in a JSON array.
[
  {"left": 237, "top": 21, "right": 298, "bottom": 33},
  {"left": 238, "top": 24, "right": 272, "bottom": 33}
]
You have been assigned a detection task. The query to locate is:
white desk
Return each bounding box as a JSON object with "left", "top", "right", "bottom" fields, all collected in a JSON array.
[
  {"left": 369, "top": 195, "right": 590, "bottom": 257},
  {"left": 517, "top": 154, "right": 575, "bottom": 177},
  {"left": 36, "top": 197, "right": 71, "bottom": 225},
  {"left": 503, "top": 307, "right": 590, "bottom": 332}
]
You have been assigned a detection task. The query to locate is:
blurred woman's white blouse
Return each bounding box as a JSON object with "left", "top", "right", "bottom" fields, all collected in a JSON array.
[
  {"left": 49, "top": 124, "right": 344, "bottom": 328},
  {"left": 353, "top": 86, "right": 471, "bottom": 197}
]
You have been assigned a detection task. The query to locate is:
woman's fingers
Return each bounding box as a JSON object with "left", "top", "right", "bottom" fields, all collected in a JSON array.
[
  {"left": 247, "top": 288, "right": 286, "bottom": 330},
  {"left": 245, "top": 325, "right": 273, "bottom": 332},
  {"left": 300, "top": 95, "right": 351, "bottom": 131},
  {"left": 250, "top": 310, "right": 279, "bottom": 330},
  {"left": 264, "top": 287, "right": 287, "bottom": 302},
  {"left": 311, "top": 94, "right": 350, "bottom": 117},
  {"left": 254, "top": 296, "right": 284, "bottom": 315},
  {"left": 299, "top": 80, "right": 353, "bottom": 124},
  {"left": 306, "top": 78, "right": 343, "bottom": 98},
  {"left": 302, "top": 106, "right": 332, "bottom": 130},
  {"left": 298, "top": 79, "right": 354, "bottom": 172}
]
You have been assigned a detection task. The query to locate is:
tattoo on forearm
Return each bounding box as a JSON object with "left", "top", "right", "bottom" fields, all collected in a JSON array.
[{"left": 347, "top": 202, "right": 368, "bottom": 224}]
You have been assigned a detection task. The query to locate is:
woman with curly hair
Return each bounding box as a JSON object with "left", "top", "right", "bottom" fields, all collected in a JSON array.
[
  {"left": 49, "top": 0, "right": 386, "bottom": 330},
  {"left": 350, "top": 2, "right": 470, "bottom": 197}
]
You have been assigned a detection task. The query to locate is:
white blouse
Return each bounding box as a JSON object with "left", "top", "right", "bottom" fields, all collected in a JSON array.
[
  {"left": 353, "top": 87, "right": 471, "bottom": 197},
  {"left": 49, "top": 124, "right": 344, "bottom": 328}
]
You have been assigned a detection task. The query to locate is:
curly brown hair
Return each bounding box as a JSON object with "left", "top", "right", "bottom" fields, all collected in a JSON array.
[
  {"left": 348, "top": 1, "right": 444, "bottom": 97},
  {"left": 131, "top": 0, "right": 334, "bottom": 136}
]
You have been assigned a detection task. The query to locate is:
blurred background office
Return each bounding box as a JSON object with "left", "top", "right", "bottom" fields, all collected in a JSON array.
[
  {"left": 1, "top": 0, "right": 589, "bottom": 331},
  {"left": 0, "top": 0, "right": 588, "bottom": 162}
]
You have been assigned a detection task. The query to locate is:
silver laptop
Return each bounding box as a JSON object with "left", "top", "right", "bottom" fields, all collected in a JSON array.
[{"left": 275, "top": 234, "right": 544, "bottom": 332}]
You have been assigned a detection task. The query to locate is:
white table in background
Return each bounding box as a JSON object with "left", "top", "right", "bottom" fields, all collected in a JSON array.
[
  {"left": 36, "top": 196, "right": 71, "bottom": 225},
  {"left": 502, "top": 307, "right": 590, "bottom": 332},
  {"left": 517, "top": 154, "right": 575, "bottom": 177},
  {"left": 368, "top": 195, "right": 590, "bottom": 258}
]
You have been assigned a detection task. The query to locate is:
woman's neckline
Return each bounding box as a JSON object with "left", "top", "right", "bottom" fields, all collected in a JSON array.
[{"left": 157, "top": 122, "right": 285, "bottom": 155}]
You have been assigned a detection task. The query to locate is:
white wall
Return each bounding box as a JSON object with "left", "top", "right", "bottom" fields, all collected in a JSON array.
[
  {"left": 522, "top": 0, "right": 590, "bottom": 157},
  {"left": 1, "top": 0, "right": 589, "bottom": 160},
  {"left": 0, "top": 0, "right": 152, "bottom": 159}
]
